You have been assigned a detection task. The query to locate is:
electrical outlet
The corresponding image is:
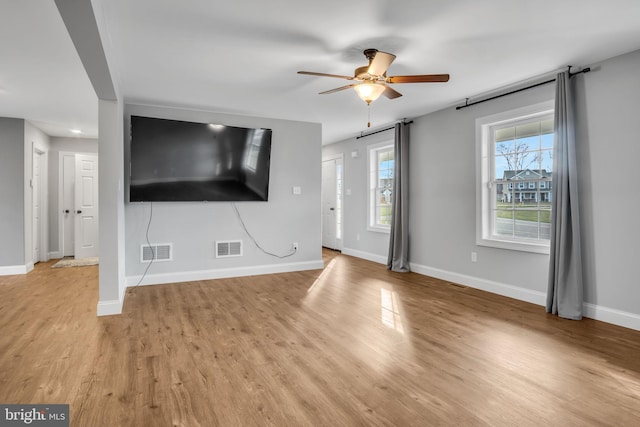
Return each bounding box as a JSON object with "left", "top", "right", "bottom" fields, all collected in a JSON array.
[
  {"left": 292, "top": 242, "right": 298, "bottom": 251},
  {"left": 471, "top": 252, "right": 477, "bottom": 263}
]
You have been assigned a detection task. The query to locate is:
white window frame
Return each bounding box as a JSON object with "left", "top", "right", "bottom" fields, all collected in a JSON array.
[
  {"left": 476, "top": 100, "right": 554, "bottom": 254},
  {"left": 368, "top": 140, "right": 394, "bottom": 233}
]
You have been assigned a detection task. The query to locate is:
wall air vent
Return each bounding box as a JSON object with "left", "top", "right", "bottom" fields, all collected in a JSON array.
[
  {"left": 216, "top": 240, "right": 243, "bottom": 258},
  {"left": 140, "top": 243, "right": 173, "bottom": 263}
]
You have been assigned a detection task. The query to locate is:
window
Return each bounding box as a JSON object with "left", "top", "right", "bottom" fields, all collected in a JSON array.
[
  {"left": 477, "top": 101, "right": 554, "bottom": 253},
  {"left": 368, "top": 141, "right": 394, "bottom": 232}
]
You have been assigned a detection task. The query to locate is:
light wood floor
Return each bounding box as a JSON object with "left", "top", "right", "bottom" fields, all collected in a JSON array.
[{"left": 1, "top": 250, "right": 639, "bottom": 426}]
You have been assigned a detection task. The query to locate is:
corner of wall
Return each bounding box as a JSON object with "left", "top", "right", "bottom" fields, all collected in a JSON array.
[{"left": 96, "top": 282, "right": 126, "bottom": 316}]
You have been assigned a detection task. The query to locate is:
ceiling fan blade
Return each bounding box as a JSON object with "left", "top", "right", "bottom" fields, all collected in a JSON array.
[
  {"left": 386, "top": 74, "right": 450, "bottom": 83},
  {"left": 383, "top": 85, "right": 403, "bottom": 99},
  {"left": 367, "top": 51, "right": 396, "bottom": 76},
  {"left": 298, "top": 71, "right": 354, "bottom": 80},
  {"left": 319, "top": 84, "right": 357, "bottom": 95}
]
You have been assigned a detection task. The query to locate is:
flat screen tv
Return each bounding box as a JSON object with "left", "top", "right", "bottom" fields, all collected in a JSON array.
[{"left": 129, "top": 116, "right": 272, "bottom": 202}]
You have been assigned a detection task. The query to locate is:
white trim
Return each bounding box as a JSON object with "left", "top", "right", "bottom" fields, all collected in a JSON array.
[
  {"left": 97, "top": 284, "right": 126, "bottom": 316},
  {"left": 583, "top": 303, "right": 640, "bottom": 331},
  {"left": 409, "top": 262, "right": 640, "bottom": 332},
  {"left": 342, "top": 248, "right": 387, "bottom": 265},
  {"left": 125, "top": 259, "right": 324, "bottom": 287},
  {"left": 49, "top": 251, "right": 63, "bottom": 259},
  {"left": 410, "top": 262, "right": 546, "bottom": 306},
  {"left": 0, "top": 264, "right": 31, "bottom": 276}
]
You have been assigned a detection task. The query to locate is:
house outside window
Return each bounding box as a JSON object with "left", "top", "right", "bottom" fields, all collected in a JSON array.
[
  {"left": 368, "top": 141, "right": 394, "bottom": 232},
  {"left": 476, "top": 101, "right": 554, "bottom": 253}
]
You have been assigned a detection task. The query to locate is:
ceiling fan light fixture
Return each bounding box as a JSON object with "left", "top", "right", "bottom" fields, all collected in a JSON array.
[{"left": 353, "top": 83, "right": 385, "bottom": 105}]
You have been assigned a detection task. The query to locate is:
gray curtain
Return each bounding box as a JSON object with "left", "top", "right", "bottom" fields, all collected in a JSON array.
[
  {"left": 546, "top": 71, "right": 583, "bottom": 319},
  {"left": 387, "top": 122, "right": 410, "bottom": 272}
]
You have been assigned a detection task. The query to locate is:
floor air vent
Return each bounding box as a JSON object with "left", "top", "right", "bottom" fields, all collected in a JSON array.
[
  {"left": 141, "top": 243, "right": 172, "bottom": 263},
  {"left": 216, "top": 240, "right": 243, "bottom": 258}
]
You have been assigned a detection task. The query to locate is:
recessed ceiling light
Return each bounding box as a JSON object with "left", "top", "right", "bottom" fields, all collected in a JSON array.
[{"left": 70, "top": 129, "right": 82, "bottom": 134}]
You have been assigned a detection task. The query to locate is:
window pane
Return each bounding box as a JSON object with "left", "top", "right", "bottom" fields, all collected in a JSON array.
[
  {"left": 495, "top": 117, "right": 554, "bottom": 242},
  {"left": 541, "top": 149, "right": 553, "bottom": 173},
  {"left": 512, "top": 209, "right": 540, "bottom": 239},
  {"left": 541, "top": 132, "right": 554, "bottom": 150},
  {"left": 376, "top": 205, "right": 392, "bottom": 225},
  {"left": 495, "top": 155, "right": 510, "bottom": 180},
  {"left": 494, "top": 210, "right": 514, "bottom": 237}
]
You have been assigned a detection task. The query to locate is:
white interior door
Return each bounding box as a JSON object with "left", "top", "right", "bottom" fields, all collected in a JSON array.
[
  {"left": 32, "top": 151, "right": 42, "bottom": 263},
  {"left": 74, "top": 154, "right": 99, "bottom": 259},
  {"left": 62, "top": 154, "right": 75, "bottom": 256},
  {"left": 322, "top": 159, "right": 338, "bottom": 249}
]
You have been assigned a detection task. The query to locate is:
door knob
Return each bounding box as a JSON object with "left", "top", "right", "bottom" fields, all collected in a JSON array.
[
  {"left": 64, "top": 209, "right": 70, "bottom": 214},
  {"left": 329, "top": 207, "right": 335, "bottom": 211},
  {"left": 76, "top": 210, "right": 82, "bottom": 214}
]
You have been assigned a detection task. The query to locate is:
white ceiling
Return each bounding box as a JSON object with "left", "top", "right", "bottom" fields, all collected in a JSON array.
[{"left": 2, "top": 0, "right": 640, "bottom": 143}]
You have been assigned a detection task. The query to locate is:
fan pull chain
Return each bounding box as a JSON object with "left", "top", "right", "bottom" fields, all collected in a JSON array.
[{"left": 367, "top": 103, "right": 371, "bottom": 128}]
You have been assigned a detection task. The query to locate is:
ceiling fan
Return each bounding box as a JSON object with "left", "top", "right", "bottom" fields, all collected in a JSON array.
[{"left": 298, "top": 48, "right": 450, "bottom": 105}]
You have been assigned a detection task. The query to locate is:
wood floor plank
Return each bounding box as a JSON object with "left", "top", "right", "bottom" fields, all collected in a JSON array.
[{"left": 1, "top": 250, "right": 639, "bottom": 426}]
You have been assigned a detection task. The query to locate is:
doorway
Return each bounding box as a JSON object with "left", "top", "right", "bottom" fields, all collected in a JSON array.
[
  {"left": 321, "top": 155, "right": 343, "bottom": 251},
  {"left": 59, "top": 153, "right": 99, "bottom": 259}
]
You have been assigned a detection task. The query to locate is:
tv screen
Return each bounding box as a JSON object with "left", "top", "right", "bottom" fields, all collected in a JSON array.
[{"left": 129, "top": 116, "right": 272, "bottom": 202}]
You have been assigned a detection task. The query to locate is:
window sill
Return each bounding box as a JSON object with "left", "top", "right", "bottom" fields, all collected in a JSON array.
[
  {"left": 367, "top": 225, "right": 391, "bottom": 234},
  {"left": 477, "top": 236, "right": 550, "bottom": 255}
]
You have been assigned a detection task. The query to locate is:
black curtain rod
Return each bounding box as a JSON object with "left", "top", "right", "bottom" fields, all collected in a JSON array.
[
  {"left": 455, "top": 67, "right": 591, "bottom": 111},
  {"left": 356, "top": 120, "right": 413, "bottom": 140}
]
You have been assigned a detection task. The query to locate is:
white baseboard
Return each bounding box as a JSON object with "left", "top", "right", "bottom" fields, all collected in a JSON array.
[
  {"left": 97, "top": 283, "right": 126, "bottom": 316},
  {"left": 583, "top": 303, "right": 640, "bottom": 331},
  {"left": 49, "top": 251, "right": 62, "bottom": 259},
  {"left": 125, "top": 259, "right": 324, "bottom": 288},
  {"left": 0, "top": 264, "right": 30, "bottom": 276},
  {"left": 338, "top": 251, "right": 640, "bottom": 332},
  {"left": 97, "top": 298, "right": 123, "bottom": 316},
  {"left": 342, "top": 248, "right": 387, "bottom": 265},
  {"left": 409, "top": 262, "right": 547, "bottom": 306},
  {"left": 409, "top": 262, "right": 640, "bottom": 332}
]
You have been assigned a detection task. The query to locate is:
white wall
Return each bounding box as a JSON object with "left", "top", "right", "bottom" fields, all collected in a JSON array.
[
  {"left": 124, "top": 104, "right": 323, "bottom": 286},
  {"left": 324, "top": 48, "right": 640, "bottom": 330}
]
